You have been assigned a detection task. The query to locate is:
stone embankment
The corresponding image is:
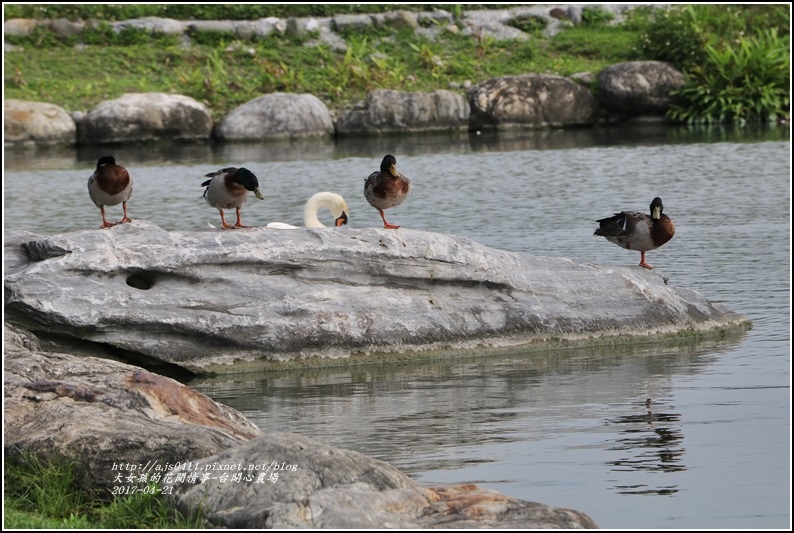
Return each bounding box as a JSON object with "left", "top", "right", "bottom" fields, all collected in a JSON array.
[{"left": 4, "top": 5, "right": 685, "bottom": 146}]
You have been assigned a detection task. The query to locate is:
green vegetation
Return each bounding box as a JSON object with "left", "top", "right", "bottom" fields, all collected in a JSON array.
[
  {"left": 638, "top": 4, "right": 790, "bottom": 124},
  {"left": 3, "top": 4, "right": 518, "bottom": 21},
  {"left": 4, "top": 453, "right": 203, "bottom": 529},
  {"left": 3, "top": 4, "right": 789, "bottom": 125}
]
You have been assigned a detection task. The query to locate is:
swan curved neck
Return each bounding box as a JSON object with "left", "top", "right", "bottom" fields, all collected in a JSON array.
[{"left": 303, "top": 192, "right": 343, "bottom": 228}]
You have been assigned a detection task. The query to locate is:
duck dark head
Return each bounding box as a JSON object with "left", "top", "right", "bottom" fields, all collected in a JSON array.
[
  {"left": 237, "top": 168, "right": 264, "bottom": 199},
  {"left": 381, "top": 155, "right": 398, "bottom": 176},
  {"left": 96, "top": 156, "right": 116, "bottom": 169},
  {"left": 650, "top": 197, "right": 664, "bottom": 220}
]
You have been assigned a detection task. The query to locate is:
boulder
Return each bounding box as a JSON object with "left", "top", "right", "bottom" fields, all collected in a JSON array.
[
  {"left": 168, "top": 432, "right": 598, "bottom": 528},
  {"left": 214, "top": 93, "right": 334, "bottom": 141},
  {"left": 77, "top": 93, "right": 213, "bottom": 144},
  {"left": 3, "top": 18, "right": 39, "bottom": 36},
  {"left": 336, "top": 89, "right": 469, "bottom": 135},
  {"left": 3, "top": 323, "right": 261, "bottom": 493},
  {"left": 597, "top": 61, "right": 686, "bottom": 115},
  {"left": 4, "top": 220, "right": 749, "bottom": 375},
  {"left": 467, "top": 74, "right": 597, "bottom": 130},
  {"left": 112, "top": 16, "right": 186, "bottom": 35},
  {"left": 4, "top": 99, "right": 76, "bottom": 145}
]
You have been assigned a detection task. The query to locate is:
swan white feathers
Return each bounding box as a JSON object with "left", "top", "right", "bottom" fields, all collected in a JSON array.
[{"left": 266, "top": 192, "right": 349, "bottom": 229}]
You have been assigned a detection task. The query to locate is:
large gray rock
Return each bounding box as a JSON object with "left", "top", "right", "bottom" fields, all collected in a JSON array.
[
  {"left": 3, "top": 18, "right": 39, "bottom": 36},
  {"left": 597, "top": 61, "right": 686, "bottom": 115},
  {"left": 336, "top": 89, "right": 469, "bottom": 135},
  {"left": 3, "top": 323, "right": 261, "bottom": 493},
  {"left": 4, "top": 220, "right": 749, "bottom": 375},
  {"left": 468, "top": 74, "right": 597, "bottom": 130},
  {"left": 214, "top": 93, "right": 334, "bottom": 141},
  {"left": 168, "top": 432, "right": 598, "bottom": 529},
  {"left": 112, "top": 16, "right": 187, "bottom": 35},
  {"left": 4, "top": 99, "right": 76, "bottom": 145},
  {"left": 77, "top": 93, "right": 213, "bottom": 144}
]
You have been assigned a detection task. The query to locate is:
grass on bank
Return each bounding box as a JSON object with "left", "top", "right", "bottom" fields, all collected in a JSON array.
[
  {"left": 4, "top": 453, "right": 203, "bottom": 529},
  {"left": 3, "top": 18, "right": 644, "bottom": 122},
  {"left": 3, "top": 5, "right": 790, "bottom": 127}
]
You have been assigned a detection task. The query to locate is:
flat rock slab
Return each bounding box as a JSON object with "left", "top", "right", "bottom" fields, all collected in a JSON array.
[{"left": 4, "top": 220, "right": 749, "bottom": 374}]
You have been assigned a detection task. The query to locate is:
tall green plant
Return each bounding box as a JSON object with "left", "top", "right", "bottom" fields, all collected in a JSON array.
[{"left": 668, "top": 29, "right": 790, "bottom": 124}]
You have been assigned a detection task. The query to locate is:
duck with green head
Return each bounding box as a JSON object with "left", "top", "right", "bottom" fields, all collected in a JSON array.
[
  {"left": 594, "top": 196, "right": 675, "bottom": 269},
  {"left": 202, "top": 167, "right": 264, "bottom": 229},
  {"left": 364, "top": 154, "right": 411, "bottom": 229}
]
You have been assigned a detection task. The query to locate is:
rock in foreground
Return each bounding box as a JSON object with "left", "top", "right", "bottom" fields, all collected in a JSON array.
[
  {"left": 4, "top": 221, "right": 749, "bottom": 374},
  {"left": 168, "top": 432, "right": 598, "bottom": 529},
  {"left": 4, "top": 325, "right": 598, "bottom": 528}
]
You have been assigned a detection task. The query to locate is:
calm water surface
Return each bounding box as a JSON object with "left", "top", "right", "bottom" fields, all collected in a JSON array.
[{"left": 3, "top": 125, "right": 791, "bottom": 529}]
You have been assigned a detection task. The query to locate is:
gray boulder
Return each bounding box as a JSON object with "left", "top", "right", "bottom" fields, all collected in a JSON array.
[
  {"left": 3, "top": 18, "right": 39, "bottom": 36},
  {"left": 77, "top": 92, "right": 213, "bottom": 144},
  {"left": 214, "top": 93, "right": 334, "bottom": 141},
  {"left": 468, "top": 74, "right": 597, "bottom": 130},
  {"left": 169, "top": 432, "right": 598, "bottom": 528},
  {"left": 112, "top": 16, "right": 187, "bottom": 35},
  {"left": 336, "top": 89, "right": 469, "bottom": 135},
  {"left": 331, "top": 13, "right": 375, "bottom": 33},
  {"left": 4, "top": 99, "right": 76, "bottom": 145},
  {"left": 48, "top": 17, "right": 85, "bottom": 38},
  {"left": 597, "top": 61, "right": 686, "bottom": 115},
  {"left": 4, "top": 220, "right": 749, "bottom": 375},
  {"left": 3, "top": 323, "right": 261, "bottom": 493}
]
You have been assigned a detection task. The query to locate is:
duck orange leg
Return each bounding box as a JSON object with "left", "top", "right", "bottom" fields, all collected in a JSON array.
[
  {"left": 234, "top": 207, "right": 251, "bottom": 229},
  {"left": 118, "top": 201, "right": 132, "bottom": 224},
  {"left": 639, "top": 251, "right": 653, "bottom": 270},
  {"left": 379, "top": 209, "right": 400, "bottom": 230},
  {"left": 99, "top": 206, "right": 116, "bottom": 229},
  {"left": 218, "top": 210, "right": 236, "bottom": 230}
]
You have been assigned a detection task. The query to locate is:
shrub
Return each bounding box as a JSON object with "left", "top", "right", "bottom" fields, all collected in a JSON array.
[{"left": 668, "top": 28, "right": 790, "bottom": 124}]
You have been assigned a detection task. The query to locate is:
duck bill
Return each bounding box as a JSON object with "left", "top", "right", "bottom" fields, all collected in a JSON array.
[
  {"left": 652, "top": 206, "right": 661, "bottom": 219},
  {"left": 253, "top": 188, "right": 264, "bottom": 200},
  {"left": 389, "top": 164, "right": 399, "bottom": 177}
]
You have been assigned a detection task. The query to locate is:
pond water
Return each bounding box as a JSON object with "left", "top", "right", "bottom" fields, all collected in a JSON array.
[{"left": 3, "top": 124, "right": 790, "bottom": 529}]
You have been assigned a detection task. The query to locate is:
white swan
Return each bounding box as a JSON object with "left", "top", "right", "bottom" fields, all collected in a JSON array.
[{"left": 266, "top": 192, "right": 349, "bottom": 229}]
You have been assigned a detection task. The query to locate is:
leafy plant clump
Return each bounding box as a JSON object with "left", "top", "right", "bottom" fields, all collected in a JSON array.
[
  {"left": 668, "top": 28, "right": 790, "bottom": 124},
  {"left": 638, "top": 4, "right": 790, "bottom": 124}
]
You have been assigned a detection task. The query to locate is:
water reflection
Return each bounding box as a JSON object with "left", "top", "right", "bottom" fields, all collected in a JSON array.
[
  {"left": 606, "top": 398, "right": 686, "bottom": 495},
  {"left": 4, "top": 122, "right": 788, "bottom": 172},
  {"left": 190, "top": 334, "right": 743, "bottom": 491}
]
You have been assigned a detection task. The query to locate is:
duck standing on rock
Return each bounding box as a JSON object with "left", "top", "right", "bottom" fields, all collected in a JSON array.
[
  {"left": 594, "top": 196, "right": 675, "bottom": 269},
  {"left": 364, "top": 154, "right": 411, "bottom": 229},
  {"left": 201, "top": 167, "right": 264, "bottom": 229},
  {"left": 87, "top": 155, "right": 133, "bottom": 229}
]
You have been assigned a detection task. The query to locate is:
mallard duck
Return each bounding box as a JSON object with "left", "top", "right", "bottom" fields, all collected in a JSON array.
[
  {"left": 201, "top": 167, "right": 264, "bottom": 229},
  {"left": 87, "top": 155, "right": 133, "bottom": 229},
  {"left": 266, "top": 192, "right": 349, "bottom": 229},
  {"left": 364, "top": 154, "right": 411, "bottom": 229},
  {"left": 594, "top": 197, "right": 675, "bottom": 269}
]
